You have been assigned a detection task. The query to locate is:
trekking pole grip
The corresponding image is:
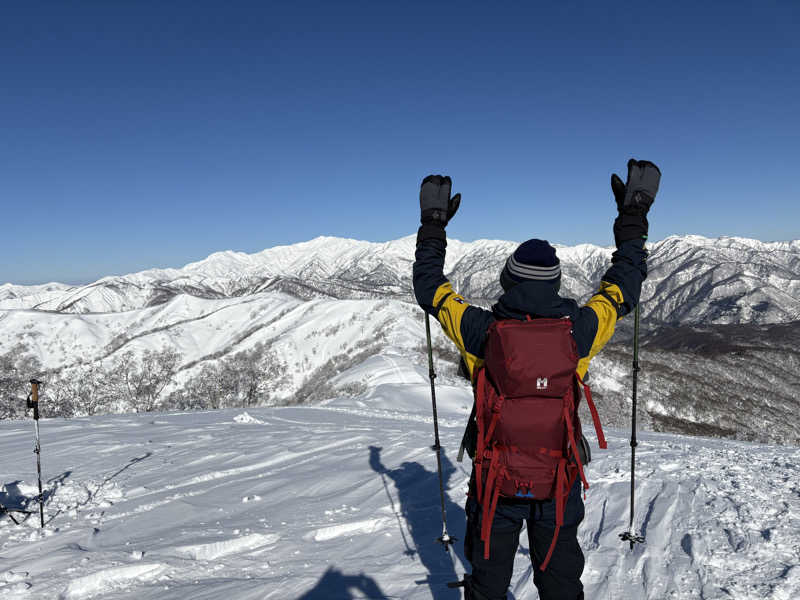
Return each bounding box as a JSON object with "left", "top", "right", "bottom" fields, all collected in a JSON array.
[{"left": 28, "top": 379, "right": 42, "bottom": 419}]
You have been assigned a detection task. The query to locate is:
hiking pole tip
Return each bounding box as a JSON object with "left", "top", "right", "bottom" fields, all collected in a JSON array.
[
  {"left": 619, "top": 530, "right": 645, "bottom": 551},
  {"left": 437, "top": 532, "right": 457, "bottom": 550}
]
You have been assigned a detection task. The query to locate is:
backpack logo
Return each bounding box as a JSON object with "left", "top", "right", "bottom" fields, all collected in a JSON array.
[{"left": 536, "top": 377, "right": 549, "bottom": 390}]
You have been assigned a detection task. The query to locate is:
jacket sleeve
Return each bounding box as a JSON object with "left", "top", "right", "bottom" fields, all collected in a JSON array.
[
  {"left": 573, "top": 238, "right": 648, "bottom": 377},
  {"left": 413, "top": 236, "right": 495, "bottom": 379}
]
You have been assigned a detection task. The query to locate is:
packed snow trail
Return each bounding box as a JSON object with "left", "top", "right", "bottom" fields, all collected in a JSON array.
[{"left": 2, "top": 364, "right": 800, "bottom": 599}]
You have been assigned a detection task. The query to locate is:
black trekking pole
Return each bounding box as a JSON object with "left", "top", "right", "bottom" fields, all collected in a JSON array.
[
  {"left": 619, "top": 305, "right": 645, "bottom": 550},
  {"left": 424, "top": 312, "right": 455, "bottom": 551},
  {"left": 27, "top": 378, "right": 46, "bottom": 529}
]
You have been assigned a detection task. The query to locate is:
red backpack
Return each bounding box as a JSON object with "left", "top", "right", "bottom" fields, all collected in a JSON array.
[{"left": 471, "top": 317, "right": 607, "bottom": 570}]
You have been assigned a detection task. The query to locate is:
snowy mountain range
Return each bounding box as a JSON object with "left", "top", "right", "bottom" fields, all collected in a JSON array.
[
  {"left": 3, "top": 235, "right": 800, "bottom": 324},
  {"left": 1, "top": 234, "right": 799, "bottom": 445}
]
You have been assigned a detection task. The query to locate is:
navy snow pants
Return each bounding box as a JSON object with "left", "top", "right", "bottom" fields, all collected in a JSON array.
[{"left": 463, "top": 479, "right": 585, "bottom": 600}]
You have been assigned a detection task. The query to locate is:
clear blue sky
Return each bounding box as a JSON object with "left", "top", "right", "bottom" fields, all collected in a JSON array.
[{"left": 2, "top": 1, "right": 798, "bottom": 284}]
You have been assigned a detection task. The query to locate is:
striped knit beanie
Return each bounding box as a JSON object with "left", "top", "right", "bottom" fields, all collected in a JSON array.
[{"left": 499, "top": 239, "right": 561, "bottom": 292}]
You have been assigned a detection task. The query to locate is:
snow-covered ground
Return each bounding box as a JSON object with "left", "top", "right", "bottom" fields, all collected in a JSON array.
[{"left": 2, "top": 352, "right": 799, "bottom": 599}]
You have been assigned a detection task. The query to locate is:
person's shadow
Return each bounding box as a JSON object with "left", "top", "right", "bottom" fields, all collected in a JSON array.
[
  {"left": 369, "top": 445, "right": 467, "bottom": 600},
  {"left": 297, "top": 566, "right": 388, "bottom": 599}
]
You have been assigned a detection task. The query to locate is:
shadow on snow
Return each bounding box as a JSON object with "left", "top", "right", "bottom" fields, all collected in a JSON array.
[
  {"left": 297, "top": 566, "right": 390, "bottom": 599},
  {"left": 369, "top": 445, "right": 468, "bottom": 600}
]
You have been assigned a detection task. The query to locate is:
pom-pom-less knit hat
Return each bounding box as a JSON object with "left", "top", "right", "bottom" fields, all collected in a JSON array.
[{"left": 499, "top": 239, "right": 561, "bottom": 292}]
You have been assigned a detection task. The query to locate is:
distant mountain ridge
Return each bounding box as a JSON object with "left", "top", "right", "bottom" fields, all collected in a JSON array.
[
  {"left": 3, "top": 234, "right": 799, "bottom": 325},
  {"left": 2, "top": 234, "right": 800, "bottom": 444}
]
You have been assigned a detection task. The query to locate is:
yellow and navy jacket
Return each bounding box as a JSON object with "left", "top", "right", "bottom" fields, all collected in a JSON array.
[{"left": 412, "top": 237, "right": 648, "bottom": 380}]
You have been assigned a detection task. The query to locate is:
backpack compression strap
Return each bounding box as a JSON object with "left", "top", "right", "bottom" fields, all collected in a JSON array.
[
  {"left": 540, "top": 458, "right": 569, "bottom": 571},
  {"left": 564, "top": 403, "right": 590, "bottom": 491},
  {"left": 577, "top": 373, "right": 607, "bottom": 449},
  {"left": 473, "top": 364, "right": 509, "bottom": 560},
  {"left": 473, "top": 367, "right": 506, "bottom": 503},
  {"left": 474, "top": 367, "right": 487, "bottom": 502},
  {"left": 480, "top": 458, "right": 505, "bottom": 560}
]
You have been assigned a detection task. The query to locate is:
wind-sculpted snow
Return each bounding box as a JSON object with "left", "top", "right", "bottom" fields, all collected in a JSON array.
[
  {"left": 3, "top": 235, "right": 799, "bottom": 325},
  {"left": 1, "top": 368, "right": 799, "bottom": 599}
]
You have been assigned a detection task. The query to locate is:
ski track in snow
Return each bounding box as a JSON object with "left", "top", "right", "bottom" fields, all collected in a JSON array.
[
  {"left": 2, "top": 360, "right": 800, "bottom": 599},
  {"left": 305, "top": 517, "right": 392, "bottom": 542},
  {"left": 60, "top": 563, "right": 167, "bottom": 599},
  {"left": 175, "top": 533, "right": 280, "bottom": 560}
]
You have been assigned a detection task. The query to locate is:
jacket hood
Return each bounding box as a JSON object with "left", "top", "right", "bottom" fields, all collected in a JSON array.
[{"left": 492, "top": 280, "right": 579, "bottom": 321}]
